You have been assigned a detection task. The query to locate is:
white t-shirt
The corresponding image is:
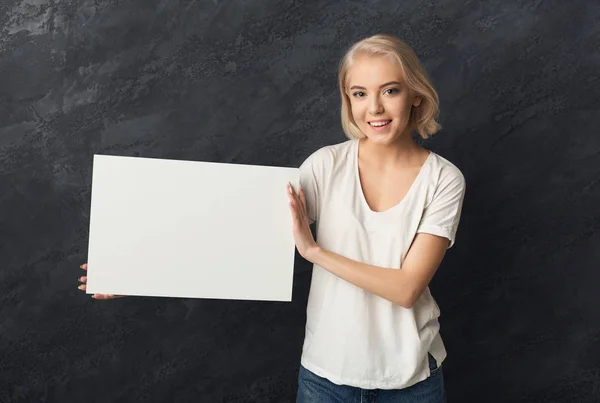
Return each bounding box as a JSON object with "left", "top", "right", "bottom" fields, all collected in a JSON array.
[{"left": 297, "top": 138, "right": 466, "bottom": 390}]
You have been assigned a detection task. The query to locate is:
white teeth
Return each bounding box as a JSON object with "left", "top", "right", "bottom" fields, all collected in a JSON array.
[{"left": 369, "top": 120, "right": 391, "bottom": 127}]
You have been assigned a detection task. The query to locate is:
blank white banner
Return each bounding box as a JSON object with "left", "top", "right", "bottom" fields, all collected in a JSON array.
[{"left": 85, "top": 154, "right": 299, "bottom": 302}]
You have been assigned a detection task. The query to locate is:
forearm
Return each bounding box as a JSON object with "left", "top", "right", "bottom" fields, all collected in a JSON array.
[
  {"left": 306, "top": 246, "right": 414, "bottom": 308},
  {"left": 287, "top": 184, "right": 445, "bottom": 307}
]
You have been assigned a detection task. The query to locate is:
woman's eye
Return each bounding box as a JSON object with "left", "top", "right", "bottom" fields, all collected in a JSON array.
[
  {"left": 385, "top": 88, "right": 399, "bottom": 95},
  {"left": 352, "top": 91, "right": 365, "bottom": 97}
]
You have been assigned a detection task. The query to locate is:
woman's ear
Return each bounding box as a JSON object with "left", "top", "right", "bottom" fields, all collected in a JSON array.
[{"left": 412, "top": 95, "right": 422, "bottom": 107}]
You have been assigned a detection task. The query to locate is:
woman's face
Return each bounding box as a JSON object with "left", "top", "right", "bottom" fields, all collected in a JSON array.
[{"left": 345, "top": 54, "right": 421, "bottom": 145}]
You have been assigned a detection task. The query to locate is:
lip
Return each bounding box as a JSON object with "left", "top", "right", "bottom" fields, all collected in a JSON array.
[{"left": 367, "top": 119, "right": 392, "bottom": 131}]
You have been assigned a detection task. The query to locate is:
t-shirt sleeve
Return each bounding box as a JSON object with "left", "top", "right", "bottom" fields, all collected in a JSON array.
[
  {"left": 298, "top": 150, "right": 324, "bottom": 225},
  {"left": 416, "top": 168, "right": 466, "bottom": 249}
]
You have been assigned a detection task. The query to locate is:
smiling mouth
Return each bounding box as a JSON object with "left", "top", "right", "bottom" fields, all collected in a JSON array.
[{"left": 368, "top": 120, "right": 392, "bottom": 127}]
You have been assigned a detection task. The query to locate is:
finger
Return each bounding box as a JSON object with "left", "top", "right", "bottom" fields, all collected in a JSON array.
[
  {"left": 78, "top": 284, "right": 86, "bottom": 291},
  {"left": 79, "top": 276, "right": 87, "bottom": 283},
  {"left": 299, "top": 187, "right": 307, "bottom": 215},
  {"left": 292, "top": 186, "right": 303, "bottom": 209},
  {"left": 81, "top": 264, "right": 87, "bottom": 270},
  {"left": 286, "top": 184, "right": 294, "bottom": 202},
  {"left": 288, "top": 182, "right": 299, "bottom": 198},
  {"left": 290, "top": 201, "right": 303, "bottom": 226},
  {"left": 95, "top": 294, "right": 124, "bottom": 299},
  {"left": 287, "top": 185, "right": 300, "bottom": 205}
]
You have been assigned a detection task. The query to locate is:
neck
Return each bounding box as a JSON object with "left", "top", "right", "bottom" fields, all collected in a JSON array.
[{"left": 359, "top": 132, "right": 424, "bottom": 168}]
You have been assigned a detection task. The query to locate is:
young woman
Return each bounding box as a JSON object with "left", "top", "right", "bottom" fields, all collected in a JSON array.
[
  {"left": 286, "top": 34, "right": 466, "bottom": 402},
  {"left": 79, "top": 33, "right": 465, "bottom": 403}
]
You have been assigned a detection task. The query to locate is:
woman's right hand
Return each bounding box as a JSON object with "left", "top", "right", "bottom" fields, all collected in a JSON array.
[{"left": 78, "top": 264, "right": 126, "bottom": 300}]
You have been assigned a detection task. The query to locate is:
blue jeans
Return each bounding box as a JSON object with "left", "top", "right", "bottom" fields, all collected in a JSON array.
[{"left": 296, "top": 354, "right": 446, "bottom": 403}]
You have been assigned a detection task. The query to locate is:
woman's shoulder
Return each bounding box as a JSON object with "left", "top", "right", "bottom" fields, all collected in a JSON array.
[{"left": 427, "top": 151, "right": 466, "bottom": 188}]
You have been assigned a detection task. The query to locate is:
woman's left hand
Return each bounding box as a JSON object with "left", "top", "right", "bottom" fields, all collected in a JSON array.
[{"left": 287, "top": 183, "right": 319, "bottom": 262}]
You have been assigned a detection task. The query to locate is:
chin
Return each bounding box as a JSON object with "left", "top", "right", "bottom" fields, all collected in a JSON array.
[
  {"left": 365, "top": 135, "right": 395, "bottom": 145},
  {"left": 361, "top": 123, "right": 402, "bottom": 144}
]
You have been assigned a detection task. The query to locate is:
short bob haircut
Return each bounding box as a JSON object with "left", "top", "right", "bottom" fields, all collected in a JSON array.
[{"left": 338, "top": 34, "right": 441, "bottom": 140}]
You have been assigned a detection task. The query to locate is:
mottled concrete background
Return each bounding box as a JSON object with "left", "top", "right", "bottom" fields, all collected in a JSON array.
[{"left": 1, "top": 0, "right": 599, "bottom": 402}]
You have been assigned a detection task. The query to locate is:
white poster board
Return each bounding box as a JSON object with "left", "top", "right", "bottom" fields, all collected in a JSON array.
[{"left": 85, "top": 154, "right": 299, "bottom": 302}]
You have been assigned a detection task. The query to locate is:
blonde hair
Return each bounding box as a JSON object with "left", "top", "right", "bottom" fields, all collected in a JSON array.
[{"left": 338, "top": 34, "right": 441, "bottom": 140}]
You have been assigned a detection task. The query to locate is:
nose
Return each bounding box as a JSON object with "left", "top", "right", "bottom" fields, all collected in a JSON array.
[{"left": 369, "top": 96, "right": 384, "bottom": 115}]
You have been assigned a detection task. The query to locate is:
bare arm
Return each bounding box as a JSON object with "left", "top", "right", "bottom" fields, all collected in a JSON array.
[
  {"left": 288, "top": 183, "right": 450, "bottom": 308},
  {"left": 305, "top": 233, "right": 449, "bottom": 308}
]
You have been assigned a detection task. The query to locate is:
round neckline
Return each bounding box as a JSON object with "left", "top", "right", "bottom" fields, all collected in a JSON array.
[{"left": 353, "top": 139, "right": 432, "bottom": 215}]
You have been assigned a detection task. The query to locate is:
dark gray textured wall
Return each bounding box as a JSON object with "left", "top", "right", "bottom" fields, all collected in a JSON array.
[{"left": 1, "top": 0, "right": 599, "bottom": 402}]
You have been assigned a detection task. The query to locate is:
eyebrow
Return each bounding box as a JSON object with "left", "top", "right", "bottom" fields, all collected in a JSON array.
[{"left": 349, "top": 81, "right": 402, "bottom": 90}]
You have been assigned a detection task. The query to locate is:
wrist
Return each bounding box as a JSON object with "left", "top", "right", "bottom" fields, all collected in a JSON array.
[{"left": 305, "top": 244, "right": 325, "bottom": 264}]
